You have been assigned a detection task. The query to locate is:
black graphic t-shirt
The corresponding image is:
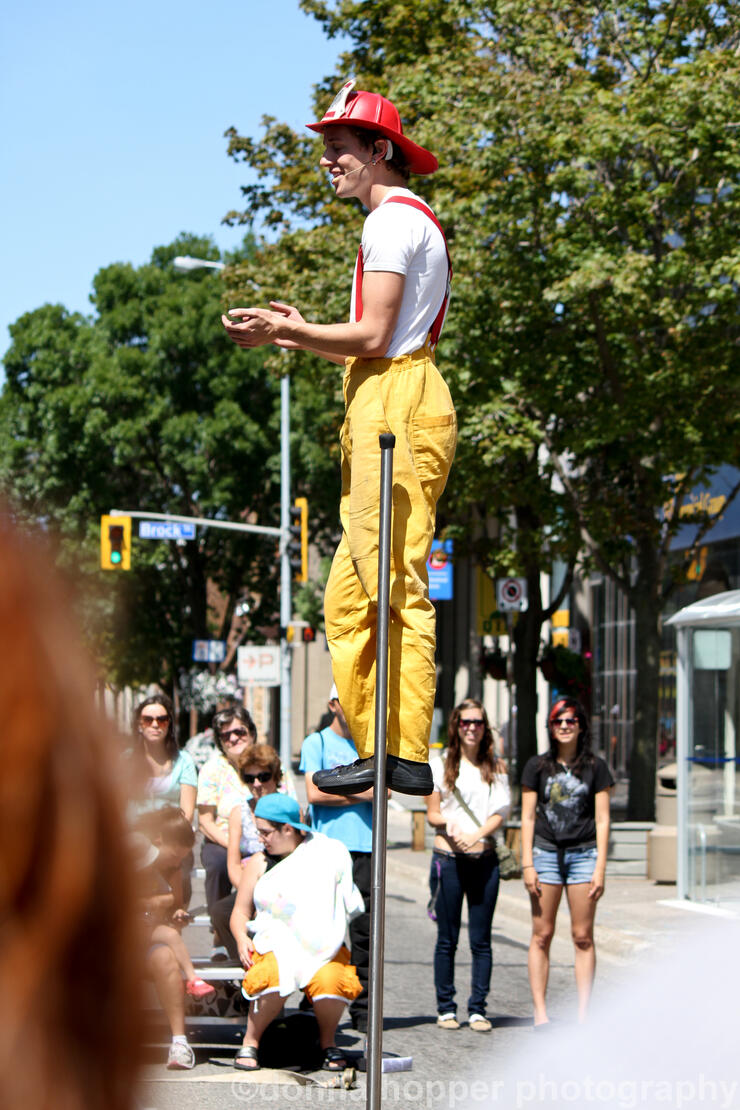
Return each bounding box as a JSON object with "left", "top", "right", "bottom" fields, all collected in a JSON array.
[{"left": 520, "top": 755, "right": 614, "bottom": 850}]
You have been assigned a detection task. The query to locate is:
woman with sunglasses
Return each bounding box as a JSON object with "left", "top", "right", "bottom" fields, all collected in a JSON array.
[
  {"left": 133, "top": 694, "right": 197, "bottom": 821},
  {"left": 425, "top": 698, "right": 510, "bottom": 1032},
  {"left": 210, "top": 744, "right": 283, "bottom": 962},
  {"left": 520, "top": 697, "right": 613, "bottom": 1028},
  {"left": 227, "top": 745, "right": 286, "bottom": 884},
  {"left": 196, "top": 706, "right": 257, "bottom": 954}
]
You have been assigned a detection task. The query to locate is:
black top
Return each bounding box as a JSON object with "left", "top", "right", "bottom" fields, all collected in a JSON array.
[{"left": 521, "top": 754, "right": 614, "bottom": 850}]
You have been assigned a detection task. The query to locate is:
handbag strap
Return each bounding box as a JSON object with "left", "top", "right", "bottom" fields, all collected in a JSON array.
[
  {"left": 452, "top": 785, "right": 485, "bottom": 828},
  {"left": 452, "top": 783, "right": 504, "bottom": 847}
]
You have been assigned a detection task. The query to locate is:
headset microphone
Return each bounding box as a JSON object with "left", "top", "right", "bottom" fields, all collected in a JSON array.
[
  {"left": 340, "top": 156, "right": 375, "bottom": 179},
  {"left": 331, "top": 142, "right": 391, "bottom": 184}
]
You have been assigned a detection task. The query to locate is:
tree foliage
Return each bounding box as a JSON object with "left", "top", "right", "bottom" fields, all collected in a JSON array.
[
  {"left": 0, "top": 234, "right": 288, "bottom": 687},
  {"left": 221, "top": 1, "right": 740, "bottom": 816}
]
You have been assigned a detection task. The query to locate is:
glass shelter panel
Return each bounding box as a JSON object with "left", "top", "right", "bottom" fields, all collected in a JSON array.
[{"left": 687, "top": 627, "right": 740, "bottom": 905}]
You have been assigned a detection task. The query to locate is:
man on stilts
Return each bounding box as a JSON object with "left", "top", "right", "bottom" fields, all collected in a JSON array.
[{"left": 223, "top": 80, "right": 456, "bottom": 796}]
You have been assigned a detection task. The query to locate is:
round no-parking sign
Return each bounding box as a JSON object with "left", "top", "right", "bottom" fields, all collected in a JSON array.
[{"left": 496, "top": 577, "right": 528, "bottom": 612}]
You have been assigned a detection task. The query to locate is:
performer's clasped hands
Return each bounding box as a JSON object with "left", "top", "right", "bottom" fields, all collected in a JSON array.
[{"left": 221, "top": 302, "right": 306, "bottom": 349}]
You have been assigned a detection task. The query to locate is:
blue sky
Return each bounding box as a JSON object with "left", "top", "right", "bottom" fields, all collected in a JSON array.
[{"left": 0, "top": 1, "right": 348, "bottom": 360}]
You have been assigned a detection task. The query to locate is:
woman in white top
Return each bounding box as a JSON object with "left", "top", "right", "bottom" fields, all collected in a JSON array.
[{"left": 425, "top": 698, "right": 510, "bottom": 1032}]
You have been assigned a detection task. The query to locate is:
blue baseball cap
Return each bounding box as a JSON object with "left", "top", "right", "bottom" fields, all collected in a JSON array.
[{"left": 254, "top": 793, "right": 313, "bottom": 833}]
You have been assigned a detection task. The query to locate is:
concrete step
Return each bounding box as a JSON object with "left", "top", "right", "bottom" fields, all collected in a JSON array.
[
  {"left": 189, "top": 963, "right": 243, "bottom": 980},
  {"left": 610, "top": 830, "right": 652, "bottom": 846},
  {"left": 608, "top": 843, "right": 648, "bottom": 862},
  {"left": 606, "top": 859, "right": 648, "bottom": 877}
]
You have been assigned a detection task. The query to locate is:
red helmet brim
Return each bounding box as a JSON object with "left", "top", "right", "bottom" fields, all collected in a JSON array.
[{"left": 306, "top": 83, "right": 438, "bottom": 175}]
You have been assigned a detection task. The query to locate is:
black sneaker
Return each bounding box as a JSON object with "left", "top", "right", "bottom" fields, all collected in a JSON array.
[{"left": 312, "top": 755, "right": 433, "bottom": 797}]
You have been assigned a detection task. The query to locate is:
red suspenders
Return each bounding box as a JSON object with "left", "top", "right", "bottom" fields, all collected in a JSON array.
[{"left": 353, "top": 196, "right": 452, "bottom": 349}]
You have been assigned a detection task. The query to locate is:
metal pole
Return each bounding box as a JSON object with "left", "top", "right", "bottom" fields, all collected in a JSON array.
[
  {"left": 279, "top": 374, "right": 292, "bottom": 770},
  {"left": 676, "top": 626, "right": 689, "bottom": 900},
  {"left": 109, "top": 508, "right": 281, "bottom": 537},
  {"left": 367, "top": 433, "right": 395, "bottom": 1110}
]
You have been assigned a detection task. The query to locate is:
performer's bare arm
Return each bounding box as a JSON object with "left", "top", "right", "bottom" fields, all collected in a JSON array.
[{"left": 222, "top": 270, "right": 405, "bottom": 363}]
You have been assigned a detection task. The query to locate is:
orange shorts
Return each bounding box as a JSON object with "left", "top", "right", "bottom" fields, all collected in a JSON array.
[{"left": 242, "top": 944, "right": 362, "bottom": 1002}]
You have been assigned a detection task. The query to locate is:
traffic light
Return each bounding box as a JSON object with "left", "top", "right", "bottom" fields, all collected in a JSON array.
[
  {"left": 100, "top": 514, "right": 132, "bottom": 570},
  {"left": 302, "top": 627, "right": 316, "bottom": 643},
  {"left": 289, "top": 497, "right": 308, "bottom": 583}
]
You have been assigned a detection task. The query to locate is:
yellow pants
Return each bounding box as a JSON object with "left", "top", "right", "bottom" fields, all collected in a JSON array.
[
  {"left": 324, "top": 344, "right": 457, "bottom": 763},
  {"left": 242, "top": 945, "right": 362, "bottom": 1002}
]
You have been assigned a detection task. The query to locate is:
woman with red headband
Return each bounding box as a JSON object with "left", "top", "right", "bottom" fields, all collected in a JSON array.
[{"left": 520, "top": 697, "right": 613, "bottom": 1028}]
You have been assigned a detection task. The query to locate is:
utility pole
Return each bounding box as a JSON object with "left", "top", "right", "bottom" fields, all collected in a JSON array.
[{"left": 279, "top": 373, "right": 292, "bottom": 772}]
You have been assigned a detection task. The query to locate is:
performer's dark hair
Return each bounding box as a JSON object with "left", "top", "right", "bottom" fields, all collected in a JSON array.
[{"left": 348, "top": 126, "right": 411, "bottom": 181}]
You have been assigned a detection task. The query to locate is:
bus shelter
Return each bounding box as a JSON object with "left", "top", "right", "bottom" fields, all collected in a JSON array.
[{"left": 667, "top": 590, "right": 740, "bottom": 907}]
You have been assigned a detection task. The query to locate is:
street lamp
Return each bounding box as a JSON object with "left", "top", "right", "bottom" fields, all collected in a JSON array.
[{"left": 172, "top": 255, "right": 226, "bottom": 273}]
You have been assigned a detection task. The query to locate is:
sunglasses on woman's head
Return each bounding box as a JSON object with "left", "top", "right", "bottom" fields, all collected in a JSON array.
[
  {"left": 221, "top": 728, "right": 250, "bottom": 745},
  {"left": 141, "top": 714, "right": 169, "bottom": 726},
  {"left": 243, "top": 771, "right": 272, "bottom": 784}
]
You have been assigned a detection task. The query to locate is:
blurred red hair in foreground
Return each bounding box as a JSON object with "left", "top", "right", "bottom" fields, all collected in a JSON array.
[{"left": 0, "top": 517, "right": 142, "bottom": 1110}]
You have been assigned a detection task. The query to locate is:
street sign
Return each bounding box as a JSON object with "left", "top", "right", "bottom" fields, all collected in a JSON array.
[
  {"left": 139, "top": 520, "right": 196, "bottom": 540},
  {"left": 428, "top": 539, "right": 453, "bottom": 601},
  {"left": 192, "top": 639, "right": 227, "bottom": 663},
  {"left": 496, "top": 577, "right": 528, "bottom": 612},
  {"left": 237, "top": 645, "right": 281, "bottom": 687}
]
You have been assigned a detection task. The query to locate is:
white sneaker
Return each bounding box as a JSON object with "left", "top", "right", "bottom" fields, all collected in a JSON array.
[
  {"left": 167, "top": 1041, "right": 195, "bottom": 1070},
  {"left": 468, "top": 1014, "right": 492, "bottom": 1032},
  {"left": 437, "top": 1013, "right": 460, "bottom": 1029}
]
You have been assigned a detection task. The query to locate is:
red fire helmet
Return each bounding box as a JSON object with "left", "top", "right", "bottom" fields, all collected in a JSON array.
[{"left": 307, "top": 79, "right": 438, "bottom": 175}]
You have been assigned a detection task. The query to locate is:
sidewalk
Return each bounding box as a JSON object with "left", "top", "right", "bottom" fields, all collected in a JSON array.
[{"left": 384, "top": 802, "right": 734, "bottom": 962}]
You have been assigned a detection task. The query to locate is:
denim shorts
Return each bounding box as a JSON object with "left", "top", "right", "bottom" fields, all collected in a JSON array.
[{"left": 533, "top": 844, "right": 598, "bottom": 885}]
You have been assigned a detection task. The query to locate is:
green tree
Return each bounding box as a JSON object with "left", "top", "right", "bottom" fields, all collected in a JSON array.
[
  {"left": 0, "top": 234, "right": 286, "bottom": 688},
  {"left": 222, "top": 1, "right": 740, "bottom": 816}
]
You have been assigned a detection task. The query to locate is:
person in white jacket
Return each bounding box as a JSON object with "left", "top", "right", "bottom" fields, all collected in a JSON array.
[{"left": 230, "top": 793, "right": 364, "bottom": 1072}]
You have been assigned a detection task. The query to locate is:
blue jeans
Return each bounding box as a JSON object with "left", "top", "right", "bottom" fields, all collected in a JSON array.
[{"left": 430, "top": 850, "right": 500, "bottom": 1017}]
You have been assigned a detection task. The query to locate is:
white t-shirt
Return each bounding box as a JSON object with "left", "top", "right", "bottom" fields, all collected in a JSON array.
[
  {"left": 430, "top": 754, "right": 511, "bottom": 838},
  {"left": 351, "top": 187, "right": 449, "bottom": 357}
]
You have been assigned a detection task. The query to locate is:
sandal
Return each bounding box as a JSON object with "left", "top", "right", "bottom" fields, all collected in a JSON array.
[
  {"left": 322, "top": 1046, "right": 347, "bottom": 1071},
  {"left": 234, "top": 1045, "right": 260, "bottom": 1071},
  {"left": 186, "top": 977, "right": 216, "bottom": 1002}
]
